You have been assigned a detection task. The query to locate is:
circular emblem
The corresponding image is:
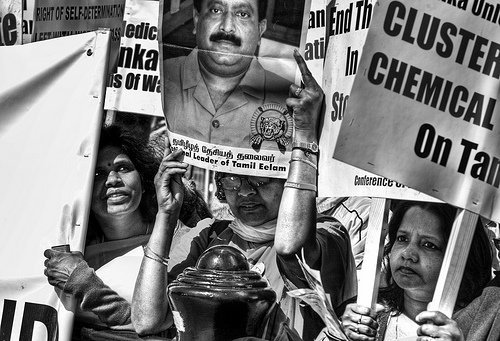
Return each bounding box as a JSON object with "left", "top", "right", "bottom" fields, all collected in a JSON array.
[{"left": 250, "top": 103, "right": 292, "bottom": 152}]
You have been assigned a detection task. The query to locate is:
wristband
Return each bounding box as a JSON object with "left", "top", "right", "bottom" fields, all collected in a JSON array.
[
  {"left": 292, "top": 140, "right": 319, "bottom": 155},
  {"left": 289, "top": 157, "right": 318, "bottom": 170},
  {"left": 143, "top": 245, "right": 169, "bottom": 267},
  {"left": 284, "top": 181, "right": 317, "bottom": 192}
]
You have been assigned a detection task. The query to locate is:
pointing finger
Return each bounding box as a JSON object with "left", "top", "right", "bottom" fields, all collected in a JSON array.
[{"left": 293, "top": 49, "right": 318, "bottom": 89}]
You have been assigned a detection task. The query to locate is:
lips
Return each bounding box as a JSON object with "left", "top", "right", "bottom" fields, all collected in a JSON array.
[
  {"left": 238, "top": 201, "right": 262, "bottom": 211},
  {"left": 104, "top": 190, "right": 129, "bottom": 202},
  {"left": 215, "top": 39, "right": 237, "bottom": 45},
  {"left": 397, "top": 266, "right": 419, "bottom": 276}
]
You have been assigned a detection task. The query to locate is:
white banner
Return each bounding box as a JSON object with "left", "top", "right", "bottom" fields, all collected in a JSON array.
[
  {"left": 105, "top": 0, "right": 163, "bottom": 116},
  {"left": 0, "top": 31, "right": 109, "bottom": 340}
]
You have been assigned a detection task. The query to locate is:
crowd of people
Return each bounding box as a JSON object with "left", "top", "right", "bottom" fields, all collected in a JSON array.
[{"left": 41, "top": 0, "right": 499, "bottom": 340}]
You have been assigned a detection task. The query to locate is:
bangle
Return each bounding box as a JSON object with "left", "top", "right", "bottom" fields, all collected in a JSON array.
[
  {"left": 143, "top": 245, "right": 169, "bottom": 267},
  {"left": 289, "top": 157, "right": 317, "bottom": 170},
  {"left": 284, "top": 181, "right": 317, "bottom": 192}
]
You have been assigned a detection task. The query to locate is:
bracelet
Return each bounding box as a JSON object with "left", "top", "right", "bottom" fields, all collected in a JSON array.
[
  {"left": 143, "top": 245, "right": 169, "bottom": 267},
  {"left": 289, "top": 157, "right": 317, "bottom": 170},
  {"left": 284, "top": 181, "right": 317, "bottom": 192}
]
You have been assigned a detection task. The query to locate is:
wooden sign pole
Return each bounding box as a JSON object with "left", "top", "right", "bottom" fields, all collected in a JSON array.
[
  {"left": 356, "top": 197, "right": 390, "bottom": 309},
  {"left": 427, "top": 209, "right": 478, "bottom": 317}
]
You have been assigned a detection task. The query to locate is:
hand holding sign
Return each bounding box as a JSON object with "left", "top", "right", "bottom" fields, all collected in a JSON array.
[
  {"left": 416, "top": 311, "right": 464, "bottom": 341},
  {"left": 154, "top": 138, "right": 188, "bottom": 218},
  {"left": 340, "top": 303, "right": 383, "bottom": 341},
  {"left": 44, "top": 205, "right": 85, "bottom": 291},
  {"left": 43, "top": 248, "right": 85, "bottom": 290}
]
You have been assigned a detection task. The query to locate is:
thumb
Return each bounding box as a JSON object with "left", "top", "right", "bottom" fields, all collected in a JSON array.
[
  {"left": 375, "top": 303, "right": 385, "bottom": 314},
  {"left": 164, "top": 135, "right": 171, "bottom": 157}
]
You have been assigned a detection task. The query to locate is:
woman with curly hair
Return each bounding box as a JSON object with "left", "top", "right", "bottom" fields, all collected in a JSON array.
[{"left": 43, "top": 125, "right": 211, "bottom": 338}]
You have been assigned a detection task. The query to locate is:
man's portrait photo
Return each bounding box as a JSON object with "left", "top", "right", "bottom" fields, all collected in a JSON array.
[{"left": 160, "top": 0, "right": 306, "bottom": 151}]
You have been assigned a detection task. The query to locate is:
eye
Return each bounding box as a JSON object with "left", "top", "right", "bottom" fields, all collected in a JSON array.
[
  {"left": 237, "top": 11, "right": 250, "bottom": 18},
  {"left": 423, "top": 241, "right": 440, "bottom": 250},
  {"left": 210, "top": 7, "right": 223, "bottom": 14},
  {"left": 116, "top": 161, "right": 135, "bottom": 173},
  {"left": 395, "top": 235, "right": 408, "bottom": 243}
]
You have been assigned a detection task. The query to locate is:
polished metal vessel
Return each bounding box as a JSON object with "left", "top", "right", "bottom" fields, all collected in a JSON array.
[{"left": 168, "top": 245, "right": 276, "bottom": 341}]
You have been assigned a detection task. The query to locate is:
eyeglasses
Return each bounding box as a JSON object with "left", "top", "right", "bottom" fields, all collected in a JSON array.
[{"left": 219, "top": 175, "right": 271, "bottom": 191}]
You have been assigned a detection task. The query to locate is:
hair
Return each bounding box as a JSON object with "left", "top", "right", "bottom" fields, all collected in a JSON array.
[
  {"left": 193, "top": 0, "right": 268, "bottom": 21},
  {"left": 214, "top": 171, "right": 227, "bottom": 201},
  {"left": 380, "top": 200, "right": 492, "bottom": 313}
]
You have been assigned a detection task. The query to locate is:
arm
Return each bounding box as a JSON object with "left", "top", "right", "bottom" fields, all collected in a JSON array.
[
  {"left": 66, "top": 262, "right": 132, "bottom": 327},
  {"left": 44, "top": 250, "right": 132, "bottom": 328},
  {"left": 275, "top": 50, "right": 324, "bottom": 266},
  {"left": 131, "top": 147, "right": 188, "bottom": 335}
]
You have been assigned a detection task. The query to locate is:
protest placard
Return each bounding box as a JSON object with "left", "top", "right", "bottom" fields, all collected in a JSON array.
[
  {"left": 159, "top": 0, "right": 311, "bottom": 176},
  {"left": 23, "top": 0, "right": 34, "bottom": 43},
  {"left": 318, "top": 0, "right": 438, "bottom": 201},
  {"left": 105, "top": 0, "right": 163, "bottom": 116},
  {"left": 0, "top": 30, "right": 109, "bottom": 340},
  {"left": 33, "top": 0, "right": 125, "bottom": 67},
  {"left": 304, "top": 0, "right": 326, "bottom": 81},
  {"left": 1, "top": 0, "right": 22, "bottom": 45},
  {"left": 334, "top": 0, "right": 500, "bottom": 221}
]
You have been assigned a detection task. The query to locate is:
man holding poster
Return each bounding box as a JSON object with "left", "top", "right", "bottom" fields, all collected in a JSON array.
[{"left": 163, "top": 0, "right": 294, "bottom": 151}]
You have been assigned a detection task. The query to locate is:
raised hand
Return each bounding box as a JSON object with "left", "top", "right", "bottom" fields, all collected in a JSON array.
[
  {"left": 286, "top": 50, "right": 325, "bottom": 139},
  {"left": 416, "top": 311, "right": 464, "bottom": 341},
  {"left": 154, "top": 138, "right": 188, "bottom": 216}
]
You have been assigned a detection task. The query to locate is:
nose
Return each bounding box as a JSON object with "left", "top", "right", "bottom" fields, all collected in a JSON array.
[
  {"left": 105, "top": 171, "right": 122, "bottom": 187},
  {"left": 401, "top": 243, "right": 419, "bottom": 263},
  {"left": 237, "top": 178, "right": 257, "bottom": 197},
  {"left": 220, "top": 12, "right": 235, "bottom": 33}
]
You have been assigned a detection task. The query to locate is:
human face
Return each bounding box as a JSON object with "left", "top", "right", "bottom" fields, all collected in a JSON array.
[
  {"left": 389, "top": 206, "right": 446, "bottom": 302},
  {"left": 91, "top": 146, "right": 143, "bottom": 220},
  {"left": 194, "top": 0, "right": 267, "bottom": 76},
  {"left": 223, "top": 175, "right": 283, "bottom": 226}
]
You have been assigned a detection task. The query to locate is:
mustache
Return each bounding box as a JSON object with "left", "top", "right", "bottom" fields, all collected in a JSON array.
[{"left": 209, "top": 32, "right": 242, "bottom": 46}]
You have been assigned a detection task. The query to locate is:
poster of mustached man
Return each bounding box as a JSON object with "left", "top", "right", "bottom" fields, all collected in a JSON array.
[{"left": 159, "top": 0, "right": 310, "bottom": 177}]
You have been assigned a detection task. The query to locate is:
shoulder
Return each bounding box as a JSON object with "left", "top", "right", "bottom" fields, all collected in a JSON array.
[
  {"left": 163, "top": 55, "right": 188, "bottom": 81},
  {"left": 164, "top": 55, "right": 187, "bottom": 69}
]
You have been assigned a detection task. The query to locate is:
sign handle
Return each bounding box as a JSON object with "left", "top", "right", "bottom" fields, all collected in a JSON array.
[
  {"left": 427, "top": 209, "right": 478, "bottom": 317},
  {"left": 356, "top": 197, "right": 390, "bottom": 309}
]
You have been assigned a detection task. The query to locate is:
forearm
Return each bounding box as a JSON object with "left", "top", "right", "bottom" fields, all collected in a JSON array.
[
  {"left": 64, "top": 262, "right": 131, "bottom": 327},
  {"left": 131, "top": 211, "right": 177, "bottom": 335},
  {"left": 275, "top": 128, "right": 319, "bottom": 262}
]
